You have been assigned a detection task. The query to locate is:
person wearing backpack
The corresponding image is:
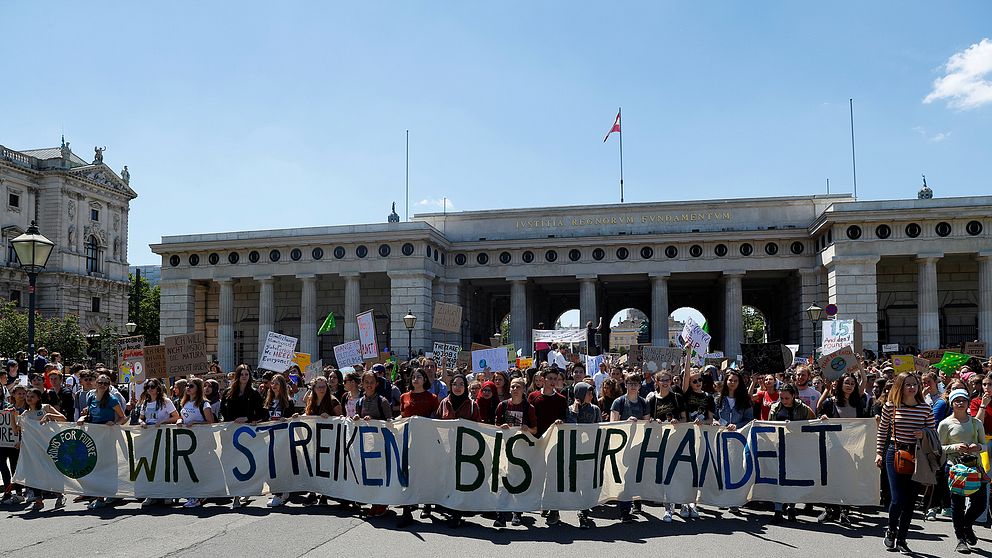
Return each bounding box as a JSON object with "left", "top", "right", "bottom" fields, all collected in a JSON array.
[
  {"left": 567, "top": 381, "right": 601, "bottom": 529},
  {"left": 176, "top": 377, "right": 216, "bottom": 509},
  {"left": 940, "top": 388, "right": 987, "bottom": 554},
  {"left": 610, "top": 372, "right": 649, "bottom": 523}
]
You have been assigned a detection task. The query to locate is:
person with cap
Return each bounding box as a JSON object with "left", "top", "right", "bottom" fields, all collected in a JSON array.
[
  {"left": 371, "top": 363, "right": 402, "bottom": 416},
  {"left": 566, "top": 381, "right": 601, "bottom": 528},
  {"left": 940, "top": 388, "right": 987, "bottom": 554}
]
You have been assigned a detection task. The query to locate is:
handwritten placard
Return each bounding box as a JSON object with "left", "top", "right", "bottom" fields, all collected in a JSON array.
[
  {"left": 356, "top": 310, "right": 379, "bottom": 359},
  {"left": 164, "top": 333, "right": 209, "bottom": 376},
  {"left": 432, "top": 302, "right": 463, "bottom": 333},
  {"left": 333, "top": 340, "right": 363, "bottom": 368},
  {"left": 258, "top": 332, "right": 298, "bottom": 372},
  {"left": 144, "top": 345, "right": 167, "bottom": 379}
]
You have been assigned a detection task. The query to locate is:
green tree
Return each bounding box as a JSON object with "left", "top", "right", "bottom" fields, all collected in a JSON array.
[
  {"left": 0, "top": 299, "right": 89, "bottom": 363},
  {"left": 500, "top": 314, "right": 510, "bottom": 345},
  {"left": 127, "top": 273, "right": 160, "bottom": 345},
  {"left": 742, "top": 306, "right": 766, "bottom": 343}
]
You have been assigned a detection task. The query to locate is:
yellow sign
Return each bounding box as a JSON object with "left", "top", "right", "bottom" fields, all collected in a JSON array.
[
  {"left": 292, "top": 352, "right": 311, "bottom": 373},
  {"left": 516, "top": 357, "right": 533, "bottom": 369},
  {"left": 891, "top": 354, "right": 915, "bottom": 373}
]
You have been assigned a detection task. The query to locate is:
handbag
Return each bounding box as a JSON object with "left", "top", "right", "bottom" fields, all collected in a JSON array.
[{"left": 885, "top": 406, "right": 916, "bottom": 476}]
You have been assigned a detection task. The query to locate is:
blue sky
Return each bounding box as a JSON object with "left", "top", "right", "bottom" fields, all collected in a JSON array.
[{"left": 3, "top": 1, "right": 991, "bottom": 267}]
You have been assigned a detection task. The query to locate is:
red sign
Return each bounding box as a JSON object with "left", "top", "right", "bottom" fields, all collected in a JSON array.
[{"left": 824, "top": 304, "right": 838, "bottom": 316}]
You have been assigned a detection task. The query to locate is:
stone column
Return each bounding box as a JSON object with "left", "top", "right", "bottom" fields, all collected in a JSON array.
[
  {"left": 650, "top": 273, "right": 670, "bottom": 347},
  {"left": 342, "top": 273, "right": 361, "bottom": 341},
  {"left": 826, "top": 256, "right": 880, "bottom": 354},
  {"left": 578, "top": 275, "right": 597, "bottom": 330},
  {"left": 388, "top": 271, "right": 434, "bottom": 358},
  {"left": 159, "top": 279, "right": 196, "bottom": 337},
  {"left": 510, "top": 278, "right": 528, "bottom": 353},
  {"left": 917, "top": 255, "right": 941, "bottom": 350},
  {"left": 217, "top": 278, "right": 235, "bottom": 373},
  {"left": 723, "top": 272, "right": 745, "bottom": 357},
  {"left": 299, "top": 274, "right": 318, "bottom": 359},
  {"left": 798, "top": 268, "right": 822, "bottom": 357},
  {"left": 979, "top": 252, "right": 992, "bottom": 345},
  {"left": 257, "top": 276, "right": 275, "bottom": 357}
]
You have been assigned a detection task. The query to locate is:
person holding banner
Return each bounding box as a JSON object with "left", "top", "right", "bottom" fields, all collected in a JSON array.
[
  {"left": 815, "top": 373, "right": 868, "bottom": 525},
  {"left": 326, "top": 367, "right": 346, "bottom": 404},
  {"left": 438, "top": 373, "right": 480, "bottom": 528},
  {"left": 477, "top": 381, "right": 499, "bottom": 424},
  {"left": 77, "top": 374, "right": 127, "bottom": 427},
  {"left": 567, "top": 381, "right": 601, "bottom": 529},
  {"left": 611, "top": 372, "right": 650, "bottom": 522},
  {"left": 397, "top": 368, "right": 440, "bottom": 527},
  {"left": 136, "top": 378, "right": 180, "bottom": 508},
  {"left": 352, "top": 370, "right": 394, "bottom": 518},
  {"left": 221, "top": 364, "right": 266, "bottom": 432},
  {"left": 0, "top": 385, "right": 27, "bottom": 505},
  {"left": 876, "top": 372, "right": 936, "bottom": 554},
  {"left": 939, "top": 388, "right": 987, "bottom": 554},
  {"left": 21, "top": 387, "right": 67, "bottom": 510},
  {"left": 752, "top": 374, "right": 779, "bottom": 421},
  {"left": 177, "top": 378, "right": 216, "bottom": 509},
  {"left": 767, "top": 384, "right": 815, "bottom": 523},
  {"left": 265, "top": 374, "right": 299, "bottom": 506},
  {"left": 715, "top": 371, "right": 753, "bottom": 432}
]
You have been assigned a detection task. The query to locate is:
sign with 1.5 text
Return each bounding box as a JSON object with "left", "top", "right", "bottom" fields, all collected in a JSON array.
[{"left": 821, "top": 320, "right": 862, "bottom": 354}]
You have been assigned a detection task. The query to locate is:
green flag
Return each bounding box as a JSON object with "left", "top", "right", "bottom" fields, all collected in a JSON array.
[
  {"left": 933, "top": 351, "right": 970, "bottom": 374},
  {"left": 702, "top": 321, "right": 709, "bottom": 334},
  {"left": 317, "top": 312, "right": 336, "bottom": 335}
]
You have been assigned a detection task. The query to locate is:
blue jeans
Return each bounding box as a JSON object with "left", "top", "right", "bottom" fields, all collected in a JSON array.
[
  {"left": 885, "top": 446, "right": 921, "bottom": 541},
  {"left": 949, "top": 462, "right": 987, "bottom": 541}
]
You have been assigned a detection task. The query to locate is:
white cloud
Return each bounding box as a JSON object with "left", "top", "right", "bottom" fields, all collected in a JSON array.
[
  {"left": 930, "top": 131, "right": 951, "bottom": 142},
  {"left": 415, "top": 198, "right": 455, "bottom": 211},
  {"left": 924, "top": 38, "right": 992, "bottom": 110},
  {"left": 912, "top": 126, "right": 927, "bottom": 136}
]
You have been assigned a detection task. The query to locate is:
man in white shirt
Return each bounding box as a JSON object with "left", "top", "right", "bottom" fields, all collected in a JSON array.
[
  {"left": 794, "top": 366, "right": 821, "bottom": 410},
  {"left": 592, "top": 361, "right": 609, "bottom": 396},
  {"left": 548, "top": 344, "right": 567, "bottom": 370}
]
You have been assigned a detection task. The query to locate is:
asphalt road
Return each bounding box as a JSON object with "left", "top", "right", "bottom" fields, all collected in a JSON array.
[{"left": 0, "top": 498, "right": 977, "bottom": 558}]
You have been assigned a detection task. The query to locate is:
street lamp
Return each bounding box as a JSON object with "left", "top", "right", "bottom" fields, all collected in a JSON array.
[
  {"left": 806, "top": 303, "right": 824, "bottom": 357},
  {"left": 125, "top": 322, "right": 137, "bottom": 335},
  {"left": 746, "top": 328, "right": 755, "bottom": 343},
  {"left": 11, "top": 221, "right": 55, "bottom": 363},
  {"left": 403, "top": 310, "right": 417, "bottom": 360}
]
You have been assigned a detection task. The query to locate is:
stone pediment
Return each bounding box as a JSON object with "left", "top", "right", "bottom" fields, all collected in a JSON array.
[{"left": 70, "top": 164, "right": 137, "bottom": 199}]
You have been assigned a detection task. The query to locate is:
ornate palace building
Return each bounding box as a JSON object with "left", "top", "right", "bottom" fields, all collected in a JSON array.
[
  {"left": 151, "top": 188, "right": 991, "bottom": 371},
  {"left": 1, "top": 140, "right": 136, "bottom": 333}
]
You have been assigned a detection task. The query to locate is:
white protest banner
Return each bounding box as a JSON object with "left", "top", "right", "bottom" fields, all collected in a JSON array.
[
  {"left": 680, "top": 318, "right": 711, "bottom": 355},
  {"left": 14, "top": 418, "right": 878, "bottom": 509},
  {"left": 356, "top": 310, "right": 379, "bottom": 359},
  {"left": 585, "top": 354, "right": 604, "bottom": 373},
  {"left": 0, "top": 410, "right": 18, "bottom": 448},
  {"left": 643, "top": 347, "right": 683, "bottom": 374},
  {"left": 258, "top": 332, "right": 298, "bottom": 371},
  {"left": 432, "top": 302, "right": 463, "bottom": 333},
  {"left": 432, "top": 342, "right": 460, "bottom": 363},
  {"left": 333, "top": 340, "right": 363, "bottom": 368},
  {"left": 821, "top": 319, "right": 863, "bottom": 354},
  {"left": 471, "top": 348, "right": 509, "bottom": 372},
  {"left": 532, "top": 329, "right": 588, "bottom": 344},
  {"left": 881, "top": 343, "right": 900, "bottom": 353},
  {"left": 817, "top": 346, "right": 861, "bottom": 380}
]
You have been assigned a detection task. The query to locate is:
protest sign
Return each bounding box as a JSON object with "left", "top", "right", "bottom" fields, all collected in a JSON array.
[
  {"left": 143, "top": 345, "right": 167, "bottom": 379},
  {"left": 456, "top": 351, "right": 473, "bottom": 369},
  {"left": 304, "top": 360, "right": 323, "bottom": 383},
  {"left": 0, "top": 410, "right": 18, "bottom": 448},
  {"left": 963, "top": 342, "right": 988, "bottom": 358},
  {"left": 15, "top": 417, "right": 878, "bottom": 509},
  {"left": 333, "top": 340, "right": 363, "bottom": 368},
  {"left": 914, "top": 357, "right": 931, "bottom": 373},
  {"left": 432, "top": 342, "right": 460, "bottom": 363},
  {"left": 627, "top": 344, "right": 646, "bottom": 367},
  {"left": 741, "top": 343, "right": 789, "bottom": 374},
  {"left": 681, "top": 318, "right": 712, "bottom": 355},
  {"left": 891, "top": 355, "right": 916, "bottom": 373},
  {"left": 257, "top": 332, "right": 298, "bottom": 372},
  {"left": 356, "top": 311, "right": 379, "bottom": 359},
  {"left": 817, "top": 346, "right": 860, "bottom": 380},
  {"left": 881, "top": 343, "right": 900, "bottom": 353},
  {"left": 642, "top": 347, "right": 682, "bottom": 374},
  {"left": 532, "top": 329, "right": 588, "bottom": 344},
  {"left": 116, "top": 336, "right": 146, "bottom": 383},
  {"left": 516, "top": 357, "right": 534, "bottom": 369},
  {"left": 821, "top": 320, "right": 863, "bottom": 354},
  {"left": 291, "top": 352, "right": 311, "bottom": 373},
  {"left": 470, "top": 343, "right": 494, "bottom": 351},
  {"left": 432, "top": 302, "right": 463, "bottom": 333},
  {"left": 585, "top": 354, "right": 604, "bottom": 374},
  {"left": 164, "top": 333, "right": 209, "bottom": 377},
  {"left": 471, "top": 348, "right": 509, "bottom": 372},
  {"left": 921, "top": 349, "right": 947, "bottom": 364}
]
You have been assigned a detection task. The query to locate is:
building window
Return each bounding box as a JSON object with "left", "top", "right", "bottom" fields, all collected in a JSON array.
[
  {"left": 10, "top": 290, "right": 21, "bottom": 307},
  {"left": 7, "top": 192, "right": 19, "bottom": 209},
  {"left": 85, "top": 236, "right": 101, "bottom": 273},
  {"left": 90, "top": 207, "right": 100, "bottom": 221},
  {"left": 92, "top": 297, "right": 101, "bottom": 313},
  {"left": 7, "top": 241, "right": 20, "bottom": 266}
]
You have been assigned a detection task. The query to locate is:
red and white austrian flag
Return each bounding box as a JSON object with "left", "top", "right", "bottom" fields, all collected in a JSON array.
[{"left": 603, "top": 111, "right": 621, "bottom": 142}]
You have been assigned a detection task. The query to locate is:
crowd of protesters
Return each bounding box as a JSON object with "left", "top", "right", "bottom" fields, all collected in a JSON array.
[{"left": 2, "top": 343, "right": 992, "bottom": 554}]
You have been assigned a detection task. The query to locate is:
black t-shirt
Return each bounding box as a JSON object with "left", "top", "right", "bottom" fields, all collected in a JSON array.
[
  {"left": 649, "top": 391, "right": 684, "bottom": 421},
  {"left": 684, "top": 390, "right": 715, "bottom": 421}
]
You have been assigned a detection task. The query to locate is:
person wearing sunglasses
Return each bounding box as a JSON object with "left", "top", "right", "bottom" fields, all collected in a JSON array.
[
  {"left": 136, "top": 378, "right": 180, "bottom": 508},
  {"left": 177, "top": 377, "right": 216, "bottom": 509}
]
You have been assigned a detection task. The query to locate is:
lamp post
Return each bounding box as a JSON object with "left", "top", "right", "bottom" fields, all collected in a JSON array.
[
  {"left": 805, "top": 302, "right": 824, "bottom": 358},
  {"left": 11, "top": 221, "right": 55, "bottom": 364},
  {"left": 746, "top": 328, "right": 755, "bottom": 343},
  {"left": 403, "top": 310, "right": 417, "bottom": 360},
  {"left": 125, "top": 322, "right": 137, "bottom": 335}
]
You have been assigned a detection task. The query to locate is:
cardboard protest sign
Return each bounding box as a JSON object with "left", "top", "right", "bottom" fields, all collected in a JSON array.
[
  {"left": 164, "top": 333, "right": 209, "bottom": 377},
  {"left": 741, "top": 343, "right": 789, "bottom": 374},
  {"left": 304, "top": 360, "right": 323, "bottom": 383},
  {"left": 456, "top": 351, "right": 473, "bottom": 369},
  {"left": 291, "top": 352, "right": 311, "bottom": 373},
  {"left": 15, "top": 417, "right": 880, "bottom": 509},
  {"left": 356, "top": 310, "right": 379, "bottom": 359},
  {"left": 817, "top": 346, "right": 860, "bottom": 380},
  {"left": 333, "top": 340, "right": 363, "bottom": 368},
  {"left": 681, "top": 318, "right": 711, "bottom": 355},
  {"left": 627, "top": 344, "right": 646, "bottom": 367},
  {"left": 0, "top": 410, "right": 18, "bottom": 448},
  {"left": 963, "top": 342, "right": 988, "bottom": 358},
  {"left": 258, "top": 332, "right": 298, "bottom": 372},
  {"left": 891, "top": 355, "right": 916, "bottom": 373},
  {"left": 914, "top": 356, "right": 932, "bottom": 373},
  {"left": 432, "top": 302, "right": 463, "bottom": 333},
  {"left": 470, "top": 343, "right": 494, "bottom": 351},
  {"left": 642, "top": 347, "right": 683, "bottom": 374},
  {"left": 821, "top": 319, "right": 863, "bottom": 354},
  {"left": 921, "top": 349, "right": 947, "bottom": 364},
  {"left": 471, "top": 348, "right": 509, "bottom": 372},
  {"left": 432, "top": 342, "right": 460, "bottom": 363},
  {"left": 143, "top": 345, "right": 167, "bottom": 379},
  {"left": 881, "top": 343, "right": 900, "bottom": 353}
]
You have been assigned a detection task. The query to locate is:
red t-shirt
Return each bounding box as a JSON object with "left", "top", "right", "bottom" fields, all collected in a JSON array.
[
  {"left": 968, "top": 397, "right": 992, "bottom": 435},
  {"left": 530, "top": 391, "right": 567, "bottom": 437},
  {"left": 401, "top": 391, "right": 439, "bottom": 418},
  {"left": 753, "top": 390, "right": 779, "bottom": 421}
]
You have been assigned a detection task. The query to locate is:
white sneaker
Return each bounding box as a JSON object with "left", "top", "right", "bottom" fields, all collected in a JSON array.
[
  {"left": 231, "top": 496, "right": 243, "bottom": 509},
  {"left": 267, "top": 495, "right": 285, "bottom": 508},
  {"left": 141, "top": 498, "right": 156, "bottom": 508},
  {"left": 183, "top": 498, "right": 202, "bottom": 508},
  {"left": 689, "top": 505, "right": 700, "bottom": 519},
  {"left": 679, "top": 505, "right": 690, "bottom": 518},
  {"left": 662, "top": 510, "right": 673, "bottom": 522}
]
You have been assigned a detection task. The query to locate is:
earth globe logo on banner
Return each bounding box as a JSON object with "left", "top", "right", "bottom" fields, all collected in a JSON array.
[
  {"left": 829, "top": 356, "right": 848, "bottom": 373},
  {"left": 47, "top": 429, "right": 98, "bottom": 479}
]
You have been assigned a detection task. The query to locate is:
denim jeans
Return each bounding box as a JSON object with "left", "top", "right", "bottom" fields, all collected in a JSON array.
[
  {"left": 885, "top": 445, "right": 921, "bottom": 541},
  {"left": 950, "top": 476, "right": 988, "bottom": 540}
]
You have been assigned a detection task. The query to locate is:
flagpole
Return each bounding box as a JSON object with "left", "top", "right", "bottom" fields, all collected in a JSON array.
[
  {"left": 618, "top": 107, "right": 624, "bottom": 203},
  {"left": 849, "top": 99, "right": 857, "bottom": 201},
  {"left": 406, "top": 129, "right": 410, "bottom": 221}
]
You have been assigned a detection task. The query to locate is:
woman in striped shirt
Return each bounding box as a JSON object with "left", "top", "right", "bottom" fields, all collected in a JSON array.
[{"left": 875, "top": 372, "right": 935, "bottom": 554}]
